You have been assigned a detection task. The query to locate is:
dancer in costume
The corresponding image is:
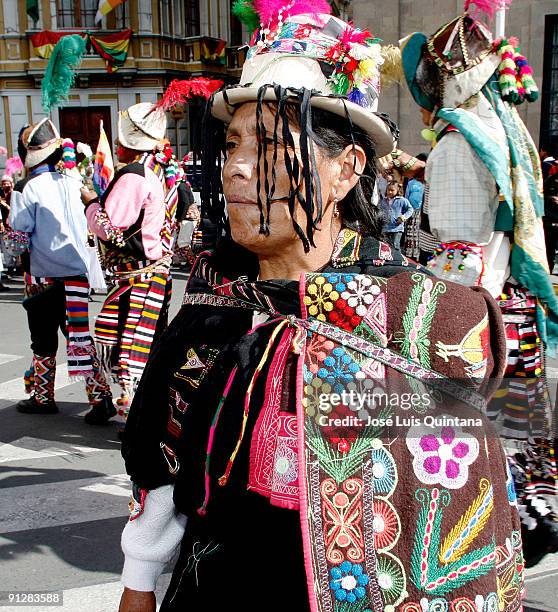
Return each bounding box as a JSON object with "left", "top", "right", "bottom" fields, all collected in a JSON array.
[
  {"left": 82, "top": 81, "right": 222, "bottom": 412},
  {"left": 400, "top": 0, "right": 558, "bottom": 565},
  {"left": 8, "top": 118, "right": 115, "bottom": 424},
  {"left": 118, "top": 3, "right": 524, "bottom": 611},
  {"left": 81, "top": 103, "right": 174, "bottom": 412}
]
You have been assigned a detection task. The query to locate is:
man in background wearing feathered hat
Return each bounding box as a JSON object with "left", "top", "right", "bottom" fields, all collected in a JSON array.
[
  {"left": 400, "top": 0, "right": 558, "bottom": 566},
  {"left": 8, "top": 118, "right": 115, "bottom": 424},
  {"left": 81, "top": 103, "right": 177, "bottom": 413}
]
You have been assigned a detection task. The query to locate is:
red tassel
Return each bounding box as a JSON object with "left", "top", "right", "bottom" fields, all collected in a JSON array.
[{"left": 157, "top": 77, "right": 224, "bottom": 111}]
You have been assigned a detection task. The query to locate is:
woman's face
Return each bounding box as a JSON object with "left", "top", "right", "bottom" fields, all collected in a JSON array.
[{"left": 223, "top": 103, "right": 344, "bottom": 256}]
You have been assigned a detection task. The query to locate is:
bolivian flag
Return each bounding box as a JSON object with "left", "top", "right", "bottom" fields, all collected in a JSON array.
[
  {"left": 89, "top": 29, "right": 132, "bottom": 72},
  {"left": 95, "top": 0, "right": 127, "bottom": 24},
  {"left": 30, "top": 31, "right": 86, "bottom": 59}
]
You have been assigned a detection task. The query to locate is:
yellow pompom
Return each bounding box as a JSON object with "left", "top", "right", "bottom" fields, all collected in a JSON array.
[
  {"left": 380, "top": 45, "right": 403, "bottom": 89},
  {"left": 421, "top": 128, "right": 436, "bottom": 143}
]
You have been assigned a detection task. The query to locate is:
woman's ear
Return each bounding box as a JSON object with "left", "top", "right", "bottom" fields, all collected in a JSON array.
[{"left": 332, "top": 144, "right": 366, "bottom": 202}]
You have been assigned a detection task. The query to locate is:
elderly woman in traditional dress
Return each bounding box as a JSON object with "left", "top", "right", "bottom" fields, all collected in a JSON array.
[{"left": 118, "top": 3, "right": 524, "bottom": 612}]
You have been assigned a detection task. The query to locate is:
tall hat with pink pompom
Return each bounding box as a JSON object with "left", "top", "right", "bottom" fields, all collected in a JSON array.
[
  {"left": 211, "top": 0, "right": 396, "bottom": 156},
  {"left": 400, "top": 0, "right": 538, "bottom": 111}
]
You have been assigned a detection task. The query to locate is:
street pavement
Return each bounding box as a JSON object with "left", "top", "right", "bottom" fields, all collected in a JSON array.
[{"left": 0, "top": 270, "right": 557, "bottom": 612}]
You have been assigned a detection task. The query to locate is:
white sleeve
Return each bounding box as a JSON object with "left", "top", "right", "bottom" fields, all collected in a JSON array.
[
  {"left": 8, "top": 188, "right": 35, "bottom": 233},
  {"left": 121, "top": 484, "right": 187, "bottom": 592},
  {"left": 426, "top": 132, "right": 499, "bottom": 245}
]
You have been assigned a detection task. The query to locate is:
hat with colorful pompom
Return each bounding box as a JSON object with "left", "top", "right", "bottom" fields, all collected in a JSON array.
[
  {"left": 211, "top": 0, "right": 396, "bottom": 156},
  {"left": 400, "top": 0, "right": 539, "bottom": 110}
]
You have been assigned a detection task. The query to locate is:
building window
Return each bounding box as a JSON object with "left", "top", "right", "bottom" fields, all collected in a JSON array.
[
  {"left": 542, "top": 15, "right": 558, "bottom": 149},
  {"left": 113, "top": 2, "right": 129, "bottom": 29},
  {"left": 57, "top": 0, "right": 98, "bottom": 29},
  {"left": 230, "top": 10, "right": 243, "bottom": 46},
  {"left": 160, "top": 0, "right": 171, "bottom": 35},
  {"left": 184, "top": 0, "right": 200, "bottom": 37}
]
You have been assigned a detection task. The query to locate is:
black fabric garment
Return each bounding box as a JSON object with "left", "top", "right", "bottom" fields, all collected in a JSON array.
[
  {"left": 160, "top": 490, "right": 308, "bottom": 612},
  {"left": 23, "top": 281, "right": 67, "bottom": 355}
]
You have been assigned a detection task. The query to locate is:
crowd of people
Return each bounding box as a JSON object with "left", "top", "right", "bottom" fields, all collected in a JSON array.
[{"left": 0, "top": 0, "right": 557, "bottom": 610}]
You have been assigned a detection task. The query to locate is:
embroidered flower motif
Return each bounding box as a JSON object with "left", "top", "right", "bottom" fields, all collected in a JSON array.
[
  {"left": 306, "top": 333, "right": 335, "bottom": 374},
  {"left": 371, "top": 445, "right": 397, "bottom": 496},
  {"left": 318, "top": 346, "right": 361, "bottom": 393},
  {"left": 273, "top": 441, "right": 297, "bottom": 486},
  {"left": 329, "top": 561, "right": 369, "bottom": 603},
  {"left": 372, "top": 498, "right": 400, "bottom": 551},
  {"left": 328, "top": 297, "right": 362, "bottom": 331},
  {"left": 406, "top": 422, "right": 479, "bottom": 489},
  {"left": 341, "top": 276, "right": 379, "bottom": 316},
  {"left": 303, "top": 276, "right": 339, "bottom": 321},
  {"left": 302, "top": 377, "right": 332, "bottom": 420}
]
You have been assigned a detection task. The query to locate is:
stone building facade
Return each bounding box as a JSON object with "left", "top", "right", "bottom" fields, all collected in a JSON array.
[
  {"left": 0, "top": 0, "right": 248, "bottom": 171},
  {"left": 353, "top": 0, "right": 558, "bottom": 153}
]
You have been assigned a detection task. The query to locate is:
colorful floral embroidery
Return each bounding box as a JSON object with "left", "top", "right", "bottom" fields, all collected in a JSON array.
[
  {"left": 303, "top": 376, "right": 333, "bottom": 420},
  {"left": 411, "top": 488, "right": 496, "bottom": 596},
  {"left": 495, "top": 530, "right": 524, "bottom": 611},
  {"left": 306, "top": 333, "right": 335, "bottom": 374},
  {"left": 406, "top": 422, "right": 479, "bottom": 489},
  {"left": 400, "top": 593, "right": 498, "bottom": 612},
  {"left": 330, "top": 561, "right": 370, "bottom": 603},
  {"left": 318, "top": 346, "right": 362, "bottom": 394},
  {"left": 371, "top": 446, "right": 398, "bottom": 496},
  {"left": 439, "top": 479, "right": 494, "bottom": 564},
  {"left": 372, "top": 498, "right": 400, "bottom": 552},
  {"left": 303, "top": 276, "right": 340, "bottom": 321},
  {"left": 375, "top": 553, "right": 407, "bottom": 607},
  {"left": 322, "top": 477, "right": 365, "bottom": 564},
  {"left": 397, "top": 274, "right": 446, "bottom": 367}
]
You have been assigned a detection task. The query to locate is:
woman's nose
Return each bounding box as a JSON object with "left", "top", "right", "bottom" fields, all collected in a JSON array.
[{"left": 224, "top": 148, "right": 257, "bottom": 183}]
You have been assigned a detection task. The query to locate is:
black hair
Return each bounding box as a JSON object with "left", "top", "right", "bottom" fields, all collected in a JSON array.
[
  {"left": 17, "top": 124, "right": 30, "bottom": 164},
  {"left": 200, "top": 85, "right": 384, "bottom": 253},
  {"left": 416, "top": 152, "right": 428, "bottom": 162}
]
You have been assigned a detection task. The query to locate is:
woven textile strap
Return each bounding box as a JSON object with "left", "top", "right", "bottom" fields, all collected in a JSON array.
[
  {"left": 298, "top": 317, "right": 488, "bottom": 413},
  {"left": 181, "top": 292, "right": 488, "bottom": 412}
]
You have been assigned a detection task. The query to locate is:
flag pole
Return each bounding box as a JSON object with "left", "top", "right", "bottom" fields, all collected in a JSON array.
[{"left": 495, "top": 7, "right": 506, "bottom": 38}]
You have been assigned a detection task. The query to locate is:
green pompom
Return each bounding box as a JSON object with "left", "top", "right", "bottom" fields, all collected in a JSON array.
[
  {"left": 232, "top": 0, "right": 260, "bottom": 33},
  {"left": 41, "top": 35, "right": 86, "bottom": 113},
  {"left": 332, "top": 73, "right": 350, "bottom": 96}
]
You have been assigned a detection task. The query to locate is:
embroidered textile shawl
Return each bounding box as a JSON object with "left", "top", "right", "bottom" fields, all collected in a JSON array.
[{"left": 436, "top": 75, "right": 558, "bottom": 354}]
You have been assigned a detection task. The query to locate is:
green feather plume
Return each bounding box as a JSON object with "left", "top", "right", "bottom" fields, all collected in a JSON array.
[
  {"left": 41, "top": 35, "right": 86, "bottom": 113},
  {"left": 232, "top": 0, "right": 260, "bottom": 33}
]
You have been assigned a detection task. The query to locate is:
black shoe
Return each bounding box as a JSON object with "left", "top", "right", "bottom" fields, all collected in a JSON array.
[
  {"left": 84, "top": 397, "right": 117, "bottom": 425},
  {"left": 17, "top": 397, "right": 59, "bottom": 414}
]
